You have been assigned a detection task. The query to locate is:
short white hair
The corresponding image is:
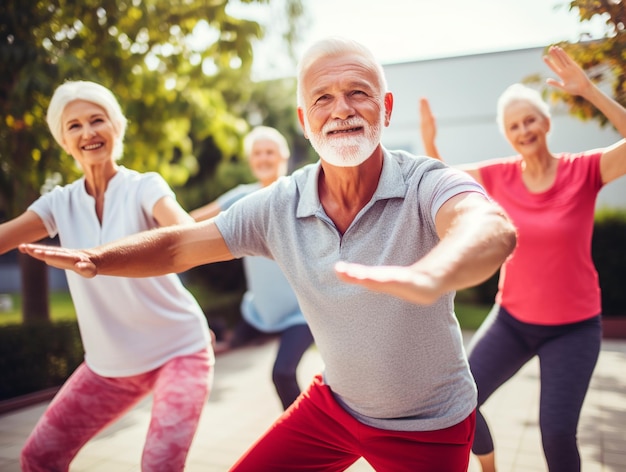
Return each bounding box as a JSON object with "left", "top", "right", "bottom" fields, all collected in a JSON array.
[
  {"left": 46, "top": 80, "right": 127, "bottom": 160},
  {"left": 496, "top": 83, "right": 551, "bottom": 135},
  {"left": 243, "top": 126, "right": 290, "bottom": 159},
  {"left": 296, "top": 36, "right": 388, "bottom": 107}
]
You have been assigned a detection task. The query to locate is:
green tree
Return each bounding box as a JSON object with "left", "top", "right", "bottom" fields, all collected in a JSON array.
[
  {"left": 0, "top": 0, "right": 305, "bottom": 322},
  {"left": 542, "top": 0, "right": 625, "bottom": 126},
  {"left": 177, "top": 75, "right": 316, "bottom": 211}
]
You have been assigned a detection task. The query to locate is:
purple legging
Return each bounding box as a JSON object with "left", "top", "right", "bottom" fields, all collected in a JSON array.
[
  {"left": 21, "top": 347, "right": 213, "bottom": 472},
  {"left": 467, "top": 305, "right": 601, "bottom": 472}
]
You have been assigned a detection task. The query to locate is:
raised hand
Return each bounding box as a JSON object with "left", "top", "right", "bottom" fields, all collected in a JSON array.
[
  {"left": 19, "top": 244, "right": 98, "bottom": 278},
  {"left": 418, "top": 98, "right": 441, "bottom": 160},
  {"left": 543, "top": 45, "right": 592, "bottom": 98},
  {"left": 420, "top": 98, "right": 437, "bottom": 143}
]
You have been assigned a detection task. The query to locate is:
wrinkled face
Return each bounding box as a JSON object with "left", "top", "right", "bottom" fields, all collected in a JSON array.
[
  {"left": 61, "top": 100, "right": 117, "bottom": 164},
  {"left": 298, "top": 52, "right": 391, "bottom": 167},
  {"left": 248, "top": 138, "right": 286, "bottom": 183},
  {"left": 502, "top": 100, "right": 550, "bottom": 155}
]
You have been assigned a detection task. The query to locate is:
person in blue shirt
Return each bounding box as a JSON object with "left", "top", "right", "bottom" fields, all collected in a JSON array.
[{"left": 191, "top": 126, "right": 314, "bottom": 410}]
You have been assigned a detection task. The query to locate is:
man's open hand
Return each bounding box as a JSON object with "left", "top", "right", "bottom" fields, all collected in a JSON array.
[
  {"left": 19, "top": 244, "right": 98, "bottom": 278},
  {"left": 334, "top": 261, "right": 442, "bottom": 305}
]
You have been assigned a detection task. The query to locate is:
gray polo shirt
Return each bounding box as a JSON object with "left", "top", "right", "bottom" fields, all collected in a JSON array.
[{"left": 215, "top": 148, "right": 484, "bottom": 431}]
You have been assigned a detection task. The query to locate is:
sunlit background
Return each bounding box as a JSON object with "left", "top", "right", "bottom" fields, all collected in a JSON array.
[{"left": 228, "top": 0, "right": 610, "bottom": 79}]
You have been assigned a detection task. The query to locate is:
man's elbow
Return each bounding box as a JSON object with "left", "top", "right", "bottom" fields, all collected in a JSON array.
[{"left": 497, "top": 215, "right": 518, "bottom": 261}]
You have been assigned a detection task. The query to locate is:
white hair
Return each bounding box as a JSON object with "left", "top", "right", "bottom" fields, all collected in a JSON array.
[
  {"left": 243, "top": 126, "right": 290, "bottom": 159},
  {"left": 46, "top": 80, "right": 127, "bottom": 160},
  {"left": 496, "top": 83, "right": 551, "bottom": 135},
  {"left": 296, "top": 36, "right": 388, "bottom": 107}
]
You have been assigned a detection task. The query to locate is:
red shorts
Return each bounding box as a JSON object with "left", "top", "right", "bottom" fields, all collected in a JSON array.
[{"left": 231, "top": 374, "right": 475, "bottom": 471}]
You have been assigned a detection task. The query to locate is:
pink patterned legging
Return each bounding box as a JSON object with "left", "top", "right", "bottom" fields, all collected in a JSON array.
[{"left": 21, "top": 347, "right": 213, "bottom": 472}]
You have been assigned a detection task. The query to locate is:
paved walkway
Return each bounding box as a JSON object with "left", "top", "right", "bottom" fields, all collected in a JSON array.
[{"left": 1, "top": 332, "right": 625, "bottom": 471}]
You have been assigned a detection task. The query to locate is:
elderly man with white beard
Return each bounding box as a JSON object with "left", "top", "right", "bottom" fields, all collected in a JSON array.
[{"left": 20, "top": 37, "right": 517, "bottom": 472}]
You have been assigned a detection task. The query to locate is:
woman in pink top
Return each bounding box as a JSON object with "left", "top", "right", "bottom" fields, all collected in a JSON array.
[{"left": 420, "top": 46, "right": 626, "bottom": 472}]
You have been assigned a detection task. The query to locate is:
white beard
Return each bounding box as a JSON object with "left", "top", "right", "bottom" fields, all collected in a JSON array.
[{"left": 305, "top": 113, "right": 384, "bottom": 167}]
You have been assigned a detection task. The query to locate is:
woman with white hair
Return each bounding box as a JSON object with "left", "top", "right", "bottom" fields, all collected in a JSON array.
[
  {"left": 191, "top": 125, "right": 314, "bottom": 411},
  {"left": 420, "top": 46, "right": 626, "bottom": 472},
  {"left": 0, "top": 80, "right": 213, "bottom": 471}
]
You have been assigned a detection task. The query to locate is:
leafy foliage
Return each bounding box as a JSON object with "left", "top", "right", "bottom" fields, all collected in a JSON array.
[
  {"left": 0, "top": 0, "right": 305, "bottom": 322},
  {"left": 0, "top": 321, "right": 83, "bottom": 400},
  {"left": 177, "top": 76, "right": 317, "bottom": 211},
  {"left": 592, "top": 208, "right": 626, "bottom": 316},
  {"left": 0, "top": 0, "right": 305, "bottom": 220},
  {"left": 538, "top": 0, "right": 625, "bottom": 127}
]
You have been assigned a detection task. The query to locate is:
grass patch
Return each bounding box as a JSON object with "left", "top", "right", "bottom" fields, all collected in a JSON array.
[
  {"left": 0, "top": 290, "right": 491, "bottom": 331},
  {"left": 455, "top": 302, "right": 491, "bottom": 330},
  {"left": 184, "top": 283, "right": 243, "bottom": 315},
  {"left": 0, "top": 292, "right": 76, "bottom": 326}
]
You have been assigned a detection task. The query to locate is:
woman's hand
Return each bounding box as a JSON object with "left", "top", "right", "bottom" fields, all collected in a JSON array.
[
  {"left": 419, "top": 98, "right": 442, "bottom": 160},
  {"left": 543, "top": 46, "right": 593, "bottom": 98}
]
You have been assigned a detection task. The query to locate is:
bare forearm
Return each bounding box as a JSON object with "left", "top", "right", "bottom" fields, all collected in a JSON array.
[
  {"left": 0, "top": 211, "right": 50, "bottom": 255},
  {"left": 419, "top": 98, "right": 443, "bottom": 160},
  {"left": 20, "top": 220, "right": 234, "bottom": 278},
  {"left": 421, "top": 206, "right": 516, "bottom": 294},
  {"left": 582, "top": 84, "right": 626, "bottom": 138},
  {"left": 423, "top": 141, "right": 442, "bottom": 161},
  {"left": 189, "top": 201, "right": 221, "bottom": 222},
  {"left": 87, "top": 227, "right": 187, "bottom": 277},
  {"left": 91, "top": 222, "right": 233, "bottom": 277},
  {"left": 334, "top": 194, "right": 515, "bottom": 306}
]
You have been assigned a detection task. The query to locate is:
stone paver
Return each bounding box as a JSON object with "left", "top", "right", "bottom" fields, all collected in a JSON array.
[{"left": 0, "top": 333, "right": 625, "bottom": 471}]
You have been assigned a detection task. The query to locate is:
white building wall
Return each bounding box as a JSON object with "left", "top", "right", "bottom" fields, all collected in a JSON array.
[{"left": 381, "top": 47, "right": 625, "bottom": 209}]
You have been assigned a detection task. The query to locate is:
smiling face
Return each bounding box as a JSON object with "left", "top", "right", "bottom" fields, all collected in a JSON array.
[
  {"left": 248, "top": 138, "right": 287, "bottom": 185},
  {"left": 502, "top": 100, "right": 551, "bottom": 156},
  {"left": 297, "top": 52, "right": 391, "bottom": 167},
  {"left": 60, "top": 100, "right": 117, "bottom": 166}
]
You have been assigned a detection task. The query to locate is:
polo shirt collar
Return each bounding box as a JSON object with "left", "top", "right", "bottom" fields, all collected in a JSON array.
[{"left": 296, "top": 147, "right": 408, "bottom": 218}]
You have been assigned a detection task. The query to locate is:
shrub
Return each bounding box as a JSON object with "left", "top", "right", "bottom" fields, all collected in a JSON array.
[
  {"left": 592, "top": 208, "right": 626, "bottom": 316},
  {"left": 0, "top": 321, "right": 83, "bottom": 401}
]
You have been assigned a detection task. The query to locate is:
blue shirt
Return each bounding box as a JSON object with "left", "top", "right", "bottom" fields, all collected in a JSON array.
[{"left": 218, "top": 183, "right": 307, "bottom": 332}]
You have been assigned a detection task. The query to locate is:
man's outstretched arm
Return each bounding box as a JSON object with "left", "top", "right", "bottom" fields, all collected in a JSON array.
[
  {"left": 335, "top": 192, "right": 516, "bottom": 305},
  {"left": 19, "top": 219, "right": 234, "bottom": 278}
]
